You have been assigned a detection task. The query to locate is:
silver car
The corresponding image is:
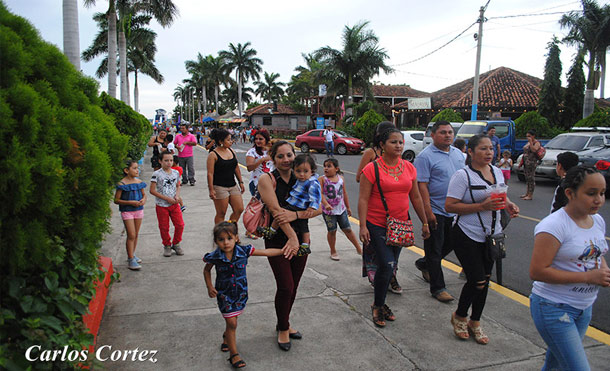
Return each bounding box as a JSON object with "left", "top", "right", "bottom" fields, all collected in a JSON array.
[{"left": 513, "top": 132, "right": 610, "bottom": 181}]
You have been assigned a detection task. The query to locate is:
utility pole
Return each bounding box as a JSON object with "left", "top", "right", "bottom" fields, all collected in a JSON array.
[{"left": 471, "top": 1, "right": 490, "bottom": 121}]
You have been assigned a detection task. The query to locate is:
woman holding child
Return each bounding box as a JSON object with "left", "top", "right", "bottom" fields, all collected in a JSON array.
[{"left": 257, "top": 141, "right": 323, "bottom": 351}]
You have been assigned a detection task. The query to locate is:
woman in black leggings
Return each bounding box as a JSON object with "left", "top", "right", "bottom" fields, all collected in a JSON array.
[{"left": 445, "top": 134, "right": 519, "bottom": 345}]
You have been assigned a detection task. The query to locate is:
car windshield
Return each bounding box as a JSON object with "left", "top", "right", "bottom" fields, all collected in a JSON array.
[
  {"left": 545, "top": 135, "right": 589, "bottom": 150},
  {"left": 334, "top": 130, "right": 348, "bottom": 138},
  {"left": 456, "top": 123, "right": 486, "bottom": 136}
]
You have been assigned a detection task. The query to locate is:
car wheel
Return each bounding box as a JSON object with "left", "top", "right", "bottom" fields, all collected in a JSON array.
[
  {"left": 336, "top": 144, "right": 347, "bottom": 155},
  {"left": 300, "top": 143, "right": 309, "bottom": 153},
  {"left": 517, "top": 173, "right": 525, "bottom": 182},
  {"left": 402, "top": 150, "right": 415, "bottom": 162}
]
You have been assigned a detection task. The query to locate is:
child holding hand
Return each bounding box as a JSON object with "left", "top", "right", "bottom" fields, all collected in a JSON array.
[
  {"left": 319, "top": 158, "right": 362, "bottom": 260},
  {"left": 114, "top": 160, "right": 147, "bottom": 270},
  {"left": 203, "top": 222, "right": 283, "bottom": 368}
]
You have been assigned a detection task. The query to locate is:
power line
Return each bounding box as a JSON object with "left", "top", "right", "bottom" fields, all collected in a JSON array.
[
  {"left": 390, "top": 21, "right": 477, "bottom": 67},
  {"left": 488, "top": 10, "right": 580, "bottom": 20}
]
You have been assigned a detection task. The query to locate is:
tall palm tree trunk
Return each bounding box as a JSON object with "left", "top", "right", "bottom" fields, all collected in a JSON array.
[
  {"left": 107, "top": 3, "right": 117, "bottom": 98},
  {"left": 600, "top": 47, "right": 606, "bottom": 99},
  {"left": 202, "top": 83, "right": 207, "bottom": 115},
  {"left": 134, "top": 70, "right": 139, "bottom": 112},
  {"left": 62, "top": 0, "right": 80, "bottom": 70},
  {"left": 346, "top": 73, "right": 354, "bottom": 117},
  {"left": 215, "top": 84, "right": 219, "bottom": 113},
  {"left": 237, "top": 71, "right": 243, "bottom": 117},
  {"left": 583, "top": 52, "right": 597, "bottom": 118},
  {"left": 119, "top": 28, "right": 129, "bottom": 104}
]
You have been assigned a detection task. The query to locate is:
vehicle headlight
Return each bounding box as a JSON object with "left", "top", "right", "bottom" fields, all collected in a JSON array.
[
  {"left": 344, "top": 140, "right": 353, "bottom": 144},
  {"left": 541, "top": 159, "right": 556, "bottom": 167}
]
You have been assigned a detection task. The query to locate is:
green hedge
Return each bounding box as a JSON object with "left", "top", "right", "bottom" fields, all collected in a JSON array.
[
  {"left": 574, "top": 108, "right": 610, "bottom": 127},
  {"left": 515, "top": 111, "right": 564, "bottom": 138},
  {"left": 0, "top": 3, "right": 128, "bottom": 369},
  {"left": 431, "top": 108, "right": 464, "bottom": 123},
  {"left": 99, "top": 92, "right": 151, "bottom": 161},
  {"left": 344, "top": 109, "right": 386, "bottom": 146}
]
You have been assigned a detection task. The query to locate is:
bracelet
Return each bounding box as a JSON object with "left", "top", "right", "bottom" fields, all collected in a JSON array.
[{"left": 423, "top": 223, "right": 429, "bottom": 227}]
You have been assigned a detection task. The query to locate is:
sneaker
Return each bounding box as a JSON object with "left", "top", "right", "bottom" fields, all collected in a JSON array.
[
  {"left": 296, "top": 244, "right": 311, "bottom": 257},
  {"left": 190, "top": 181, "right": 195, "bottom": 186},
  {"left": 128, "top": 258, "right": 141, "bottom": 271},
  {"left": 433, "top": 290, "right": 455, "bottom": 303},
  {"left": 389, "top": 276, "right": 403, "bottom": 294},
  {"left": 172, "top": 244, "right": 184, "bottom": 255},
  {"left": 126, "top": 256, "right": 143, "bottom": 264},
  {"left": 180, "top": 205, "right": 186, "bottom": 212},
  {"left": 163, "top": 245, "right": 172, "bottom": 257}
]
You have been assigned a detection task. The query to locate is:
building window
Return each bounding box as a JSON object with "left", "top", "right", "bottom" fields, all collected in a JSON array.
[{"left": 263, "top": 116, "right": 272, "bottom": 126}]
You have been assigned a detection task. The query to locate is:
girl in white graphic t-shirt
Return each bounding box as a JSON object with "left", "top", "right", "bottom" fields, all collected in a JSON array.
[{"left": 529, "top": 165, "right": 609, "bottom": 371}]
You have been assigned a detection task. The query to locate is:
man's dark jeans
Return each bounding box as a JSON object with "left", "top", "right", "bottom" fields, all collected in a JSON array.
[{"left": 415, "top": 214, "right": 454, "bottom": 295}]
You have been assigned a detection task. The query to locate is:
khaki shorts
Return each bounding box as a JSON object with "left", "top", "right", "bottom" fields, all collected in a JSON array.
[{"left": 213, "top": 184, "right": 241, "bottom": 199}]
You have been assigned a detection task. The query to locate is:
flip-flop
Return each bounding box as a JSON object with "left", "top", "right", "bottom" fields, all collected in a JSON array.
[{"left": 330, "top": 254, "right": 340, "bottom": 261}]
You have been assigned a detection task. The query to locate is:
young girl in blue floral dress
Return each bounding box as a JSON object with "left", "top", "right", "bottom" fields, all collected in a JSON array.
[
  {"left": 114, "top": 160, "right": 147, "bottom": 271},
  {"left": 203, "top": 222, "right": 283, "bottom": 368}
]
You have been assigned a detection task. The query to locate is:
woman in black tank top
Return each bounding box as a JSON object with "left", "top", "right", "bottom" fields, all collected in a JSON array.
[
  {"left": 148, "top": 129, "right": 167, "bottom": 170},
  {"left": 206, "top": 129, "right": 245, "bottom": 224}
]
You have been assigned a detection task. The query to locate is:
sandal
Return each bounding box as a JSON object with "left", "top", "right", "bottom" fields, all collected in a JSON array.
[
  {"left": 451, "top": 312, "right": 469, "bottom": 340},
  {"left": 221, "top": 333, "right": 229, "bottom": 352},
  {"left": 381, "top": 304, "right": 396, "bottom": 321},
  {"left": 468, "top": 322, "right": 489, "bottom": 345},
  {"left": 228, "top": 353, "right": 246, "bottom": 368},
  {"left": 371, "top": 305, "right": 386, "bottom": 327},
  {"left": 389, "top": 275, "right": 403, "bottom": 294}
]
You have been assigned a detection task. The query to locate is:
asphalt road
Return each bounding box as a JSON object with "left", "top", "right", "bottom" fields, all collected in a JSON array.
[{"left": 230, "top": 142, "right": 610, "bottom": 333}]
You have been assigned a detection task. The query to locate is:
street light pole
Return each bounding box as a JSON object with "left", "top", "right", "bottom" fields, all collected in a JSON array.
[{"left": 471, "top": 1, "right": 489, "bottom": 121}]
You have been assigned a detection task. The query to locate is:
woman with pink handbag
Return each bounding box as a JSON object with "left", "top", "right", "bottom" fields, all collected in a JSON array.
[{"left": 358, "top": 128, "right": 430, "bottom": 328}]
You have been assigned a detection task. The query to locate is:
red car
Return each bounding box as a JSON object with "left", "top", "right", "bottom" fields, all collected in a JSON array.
[{"left": 295, "top": 130, "right": 365, "bottom": 155}]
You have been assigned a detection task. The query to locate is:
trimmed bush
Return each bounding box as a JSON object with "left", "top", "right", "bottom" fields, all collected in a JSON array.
[
  {"left": 99, "top": 92, "right": 151, "bottom": 161},
  {"left": 431, "top": 108, "right": 464, "bottom": 123},
  {"left": 348, "top": 109, "right": 386, "bottom": 146},
  {"left": 574, "top": 108, "right": 610, "bottom": 127},
  {"left": 515, "top": 111, "right": 553, "bottom": 138},
  {"left": 0, "top": 3, "right": 128, "bottom": 369}
]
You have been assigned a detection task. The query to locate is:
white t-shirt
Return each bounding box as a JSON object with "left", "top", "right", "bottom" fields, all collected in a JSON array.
[
  {"left": 532, "top": 208, "right": 608, "bottom": 310},
  {"left": 324, "top": 129, "right": 334, "bottom": 142},
  {"left": 446, "top": 165, "right": 505, "bottom": 243},
  {"left": 151, "top": 168, "right": 180, "bottom": 207},
  {"left": 245, "top": 147, "right": 274, "bottom": 186}
]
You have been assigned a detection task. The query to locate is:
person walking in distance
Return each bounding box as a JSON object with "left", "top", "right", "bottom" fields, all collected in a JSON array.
[
  {"left": 487, "top": 127, "right": 501, "bottom": 165},
  {"left": 323, "top": 127, "right": 335, "bottom": 157},
  {"left": 414, "top": 121, "right": 466, "bottom": 303},
  {"left": 530, "top": 166, "right": 608, "bottom": 370},
  {"left": 518, "top": 129, "right": 542, "bottom": 200},
  {"left": 174, "top": 123, "right": 198, "bottom": 186}
]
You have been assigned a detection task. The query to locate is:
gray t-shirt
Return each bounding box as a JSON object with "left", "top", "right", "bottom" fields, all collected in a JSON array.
[{"left": 151, "top": 168, "right": 180, "bottom": 207}]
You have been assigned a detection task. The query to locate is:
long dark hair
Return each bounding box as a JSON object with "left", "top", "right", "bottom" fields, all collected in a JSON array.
[
  {"left": 210, "top": 128, "right": 231, "bottom": 144},
  {"left": 465, "top": 134, "right": 490, "bottom": 165},
  {"left": 373, "top": 121, "right": 396, "bottom": 149},
  {"left": 253, "top": 129, "right": 270, "bottom": 156},
  {"left": 562, "top": 165, "right": 600, "bottom": 193}
]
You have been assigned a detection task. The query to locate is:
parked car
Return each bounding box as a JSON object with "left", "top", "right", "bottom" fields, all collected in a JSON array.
[
  {"left": 576, "top": 144, "right": 610, "bottom": 197},
  {"left": 422, "top": 122, "right": 463, "bottom": 149},
  {"left": 513, "top": 132, "right": 610, "bottom": 181},
  {"left": 295, "top": 129, "right": 365, "bottom": 155},
  {"left": 455, "top": 119, "right": 549, "bottom": 158},
  {"left": 401, "top": 130, "right": 425, "bottom": 162}
]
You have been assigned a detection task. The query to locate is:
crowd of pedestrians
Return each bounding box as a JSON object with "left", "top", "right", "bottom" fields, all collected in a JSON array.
[{"left": 116, "top": 121, "right": 607, "bottom": 370}]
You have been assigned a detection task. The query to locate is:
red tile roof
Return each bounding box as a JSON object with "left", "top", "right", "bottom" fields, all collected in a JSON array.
[
  {"left": 354, "top": 85, "right": 430, "bottom": 98},
  {"left": 245, "top": 103, "right": 297, "bottom": 116}
]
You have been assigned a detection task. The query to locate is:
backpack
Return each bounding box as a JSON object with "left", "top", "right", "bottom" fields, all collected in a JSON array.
[{"left": 242, "top": 173, "right": 276, "bottom": 236}]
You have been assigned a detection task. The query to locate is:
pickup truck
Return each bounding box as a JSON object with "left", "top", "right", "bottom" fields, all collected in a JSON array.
[{"left": 455, "top": 120, "right": 549, "bottom": 158}]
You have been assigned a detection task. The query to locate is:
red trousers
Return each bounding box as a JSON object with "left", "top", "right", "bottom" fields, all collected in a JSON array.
[
  {"left": 267, "top": 254, "right": 308, "bottom": 331},
  {"left": 155, "top": 204, "right": 184, "bottom": 246}
]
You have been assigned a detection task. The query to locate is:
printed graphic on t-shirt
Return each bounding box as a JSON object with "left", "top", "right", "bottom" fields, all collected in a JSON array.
[
  {"left": 577, "top": 240, "right": 603, "bottom": 270},
  {"left": 324, "top": 183, "right": 343, "bottom": 207}
]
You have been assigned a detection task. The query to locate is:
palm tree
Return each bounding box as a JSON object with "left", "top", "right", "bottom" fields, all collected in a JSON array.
[
  {"left": 254, "top": 72, "right": 286, "bottom": 103},
  {"left": 62, "top": 0, "right": 80, "bottom": 70},
  {"left": 560, "top": 0, "right": 610, "bottom": 117},
  {"left": 173, "top": 85, "right": 185, "bottom": 120},
  {"left": 207, "top": 55, "right": 227, "bottom": 113},
  {"left": 185, "top": 53, "right": 212, "bottom": 114},
  {"left": 222, "top": 78, "right": 254, "bottom": 110},
  {"left": 314, "top": 21, "right": 393, "bottom": 117},
  {"left": 84, "top": 0, "right": 118, "bottom": 98},
  {"left": 82, "top": 12, "right": 163, "bottom": 111},
  {"left": 219, "top": 42, "right": 263, "bottom": 117}
]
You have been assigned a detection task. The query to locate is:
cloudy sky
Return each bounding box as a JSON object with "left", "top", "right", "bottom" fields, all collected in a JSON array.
[{"left": 4, "top": 0, "right": 609, "bottom": 119}]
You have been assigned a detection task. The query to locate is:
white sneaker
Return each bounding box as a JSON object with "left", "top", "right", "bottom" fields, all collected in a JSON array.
[{"left": 163, "top": 246, "right": 172, "bottom": 257}]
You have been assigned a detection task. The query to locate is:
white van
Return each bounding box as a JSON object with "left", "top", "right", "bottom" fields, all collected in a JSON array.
[{"left": 422, "top": 122, "right": 463, "bottom": 149}]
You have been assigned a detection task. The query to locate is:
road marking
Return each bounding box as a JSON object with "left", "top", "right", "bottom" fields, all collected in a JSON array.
[{"left": 347, "top": 214, "right": 610, "bottom": 345}]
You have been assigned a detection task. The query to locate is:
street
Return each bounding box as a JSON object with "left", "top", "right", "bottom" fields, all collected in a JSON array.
[{"left": 231, "top": 141, "right": 610, "bottom": 333}]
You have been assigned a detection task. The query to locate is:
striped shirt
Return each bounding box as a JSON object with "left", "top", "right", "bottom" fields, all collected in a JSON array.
[{"left": 286, "top": 175, "right": 322, "bottom": 210}]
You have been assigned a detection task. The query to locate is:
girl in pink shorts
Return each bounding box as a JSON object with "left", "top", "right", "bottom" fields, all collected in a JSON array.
[{"left": 114, "top": 160, "right": 147, "bottom": 270}]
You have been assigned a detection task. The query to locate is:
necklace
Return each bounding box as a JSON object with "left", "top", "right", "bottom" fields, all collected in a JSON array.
[{"left": 378, "top": 158, "right": 404, "bottom": 181}]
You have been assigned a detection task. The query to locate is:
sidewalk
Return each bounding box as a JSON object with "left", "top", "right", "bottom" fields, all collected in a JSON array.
[{"left": 97, "top": 146, "right": 610, "bottom": 370}]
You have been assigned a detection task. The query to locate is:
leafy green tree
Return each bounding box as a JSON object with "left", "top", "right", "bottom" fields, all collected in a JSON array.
[
  {"left": 207, "top": 54, "right": 227, "bottom": 113},
  {"left": 431, "top": 108, "right": 464, "bottom": 123},
  {"left": 538, "top": 37, "right": 563, "bottom": 126},
  {"left": 222, "top": 78, "right": 254, "bottom": 109},
  {"left": 515, "top": 111, "right": 553, "bottom": 137},
  {"left": 185, "top": 53, "right": 212, "bottom": 113},
  {"left": 562, "top": 49, "right": 586, "bottom": 128},
  {"left": 314, "top": 21, "right": 393, "bottom": 117},
  {"left": 219, "top": 42, "right": 263, "bottom": 118},
  {"left": 254, "top": 72, "right": 286, "bottom": 103},
  {"left": 0, "top": 4, "right": 128, "bottom": 368},
  {"left": 560, "top": 0, "right": 610, "bottom": 117},
  {"left": 351, "top": 109, "right": 386, "bottom": 145},
  {"left": 574, "top": 108, "right": 610, "bottom": 126}
]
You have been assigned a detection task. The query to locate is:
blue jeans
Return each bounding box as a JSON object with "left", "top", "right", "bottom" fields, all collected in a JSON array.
[
  {"left": 530, "top": 293, "right": 592, "bottom": 371},
  {"left": 367, "top": 221, "right": 401, "bottom": 307},
  {"left": 325, "top": 141, "right": 334, "bottom": 157}
]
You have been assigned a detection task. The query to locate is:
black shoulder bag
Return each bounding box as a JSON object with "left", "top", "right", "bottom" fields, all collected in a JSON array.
[{"left": 464, "top": 169, "right": 506, "bottom": 262}]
